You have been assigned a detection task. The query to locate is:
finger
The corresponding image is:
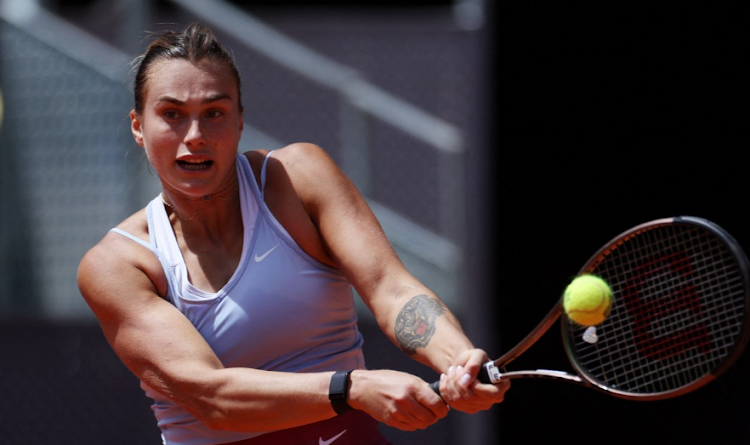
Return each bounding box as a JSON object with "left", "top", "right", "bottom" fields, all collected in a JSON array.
[
  {"left": 469, "top": 378, "right": 510, "bottom": 406},
  {"left": 477, "top": 375, "right": 511, "bottom": 396},
  {"left": 390, "top": 405, "right": 441, "bottom": 431},
  {"left": 459, "top": 367, "right": 473, "bottom": 388},
  {"left": 453, "top": 365, "right": 475, "bottom": 392},
  {"left": 416, "top": 384, "right": 451, "bottom": 417},
  {"left": 464, "top": 352, "right": 486, "bottom": 373},
  {"left": 441, "top": 365, "right": 465, "bottom": 398},
  {"left": 441, "top": 366, "right": 476, "bottom": 405}
]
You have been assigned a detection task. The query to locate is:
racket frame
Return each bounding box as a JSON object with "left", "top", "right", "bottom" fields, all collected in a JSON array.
[{"left": 479, "top": 216, "right": 750, "bottom": 401}]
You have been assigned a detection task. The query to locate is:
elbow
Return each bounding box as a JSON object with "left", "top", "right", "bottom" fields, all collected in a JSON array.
[
  {"left": 196, "top": 405, "right": 271, "bottom": 433},
  {"left": 144, "top": 373, "right": 234, "bottom": 431},
  {"left": 167, "top": 389, "right": 237, "bottom": 431},
  {"left": 176, "top": 390, "right": 267, "bottom": 433},
  {"left": 195, "top": 407, "right": 232, "bottom": 431},
  {"left": 171, "top": 395, "right": 242, "bottom": 432},
  {"left": 145, "top": 369, "right": 271, "bottom": 432}
]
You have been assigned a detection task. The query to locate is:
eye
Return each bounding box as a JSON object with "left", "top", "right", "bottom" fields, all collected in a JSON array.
[
  {"left": 162, "top": 109, "right": 181, "bottom": 119},
  {"left": 206, "top": 109, "right": 224, "bottom": 119}
]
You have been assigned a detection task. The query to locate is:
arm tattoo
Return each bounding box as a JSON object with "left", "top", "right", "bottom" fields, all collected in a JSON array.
[{"left": 395, "top": 294, "right": 446, "bottom": 356}]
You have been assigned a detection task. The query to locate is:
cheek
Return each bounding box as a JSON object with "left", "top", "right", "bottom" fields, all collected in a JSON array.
[
  {"left": 141, "top": 123, "right": 180, "bottom": 151},
  {"left": 219, "top": 119, "right": 244, "bottom": 143},
  {"left": 141, "top": 131, "right": 180, "bottom": 169},
  {"left": 142, "top": 144, "right": 164, "bottom": 171}
]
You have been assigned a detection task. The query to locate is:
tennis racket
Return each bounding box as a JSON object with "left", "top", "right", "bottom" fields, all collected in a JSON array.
[{"left": 432, "top": 216, "right": 750, "bottom": 400}]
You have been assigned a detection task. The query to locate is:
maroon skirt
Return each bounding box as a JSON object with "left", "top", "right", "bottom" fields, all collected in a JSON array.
[{"left": 225, "top": 410, "right": 394, "bottom": 445}]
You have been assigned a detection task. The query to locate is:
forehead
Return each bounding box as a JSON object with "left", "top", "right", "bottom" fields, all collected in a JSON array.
[{"left": 143, "top": 58, "right": 239, "bottom": 103}]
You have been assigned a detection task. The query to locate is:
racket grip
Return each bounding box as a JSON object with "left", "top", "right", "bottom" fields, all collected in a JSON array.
[
  {"left": 429, "top": 361, "right": 496, "bottom": 396},
  {"left": 429, "top": 380, "right": 441, "bottom": 395}
]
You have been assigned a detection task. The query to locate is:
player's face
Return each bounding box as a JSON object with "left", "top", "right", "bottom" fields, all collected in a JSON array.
[{"left": 130, "top": 58, "right": 244, "bottom": 199}]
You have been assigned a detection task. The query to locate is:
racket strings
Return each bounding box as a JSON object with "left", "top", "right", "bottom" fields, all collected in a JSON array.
[{"left": 568, "top": 223, "right": 748, "bottom": 396}]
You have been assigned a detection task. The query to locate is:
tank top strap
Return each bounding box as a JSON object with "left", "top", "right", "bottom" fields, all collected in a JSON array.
[{"left": 259, "top": 151, "right": 274, "bottom": 198}]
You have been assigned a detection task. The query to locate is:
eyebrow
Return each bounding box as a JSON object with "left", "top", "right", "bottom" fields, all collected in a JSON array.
[{"left": 155, "top": 93, "right": 233, "bottom": 106}]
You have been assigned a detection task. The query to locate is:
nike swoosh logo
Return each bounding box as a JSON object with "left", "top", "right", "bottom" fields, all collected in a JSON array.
[
  {"left": 254, "top": 243, "right": 279, "bottom": 262},
  {"left": 319, "top": 430, "right": 347, "bottom": 445}
]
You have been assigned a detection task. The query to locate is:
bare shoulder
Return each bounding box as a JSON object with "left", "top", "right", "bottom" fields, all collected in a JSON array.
[
  {"left": 274, "top": 142, "right": 328, "bottom": 158},
  {"left": 243, "top": 143, "right": 343, "bottom": 197},
  {"left": 79, "top": 208, "right": 148, "bottom": 273},
  {"left": 276, "top": 143, "right": 334, "bottom": 168},
  {"left": 243, "top": 143, "right": 332, "bottom": 169},
  {"left": 277, "top": 143, "right": 345, "bottom": 188},
  {"left": 77, "top": 207, "right": 168, "bottom": 308}
]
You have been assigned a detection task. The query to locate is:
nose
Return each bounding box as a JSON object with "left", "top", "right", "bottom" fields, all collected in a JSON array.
[{"left": 184, "top": 118, "right": 205, "bottom": 147}]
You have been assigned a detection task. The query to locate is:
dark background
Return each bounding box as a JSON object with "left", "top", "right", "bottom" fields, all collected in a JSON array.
[{"left": 489, "top": 1, "right": 750, "bottom": 444}]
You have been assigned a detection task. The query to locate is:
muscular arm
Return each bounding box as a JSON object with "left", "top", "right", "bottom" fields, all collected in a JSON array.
[
  {"left": 78, "top": 231, "right": 336, "bottom": 432},
  {"left": 79, "top": 154, "right": 452, "bottom": 433},
  {"left": 263, "top": 143, "right": 509, "bottom": 412},
  {"left": 395, "top": 294, "right": 446, "bottom": 356},
  {"left": 265, "top": 145, "right": 478, "bottom": 370}
]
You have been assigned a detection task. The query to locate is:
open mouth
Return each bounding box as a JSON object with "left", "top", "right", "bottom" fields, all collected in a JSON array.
[{"left": 177, "top": 159, "right": 213, "bottom": 171}]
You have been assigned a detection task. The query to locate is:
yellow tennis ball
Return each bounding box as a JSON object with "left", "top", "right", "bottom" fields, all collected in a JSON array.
[{"left": 563, "top": 274, "right": 613, "bottom": 326}]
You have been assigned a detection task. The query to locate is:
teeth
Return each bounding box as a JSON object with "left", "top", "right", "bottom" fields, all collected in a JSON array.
[{"left": 178, "top": 159, "right": 212, "bottom": 170}]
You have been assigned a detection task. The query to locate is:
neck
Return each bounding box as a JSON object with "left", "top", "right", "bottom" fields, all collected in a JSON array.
[{"left": 161, "top": 180, "right": 240, "bottom": 222}]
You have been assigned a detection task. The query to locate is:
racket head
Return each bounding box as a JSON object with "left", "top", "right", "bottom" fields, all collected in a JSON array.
[{"left": 561, "top": 216, "right": 750, "bottom": 400}]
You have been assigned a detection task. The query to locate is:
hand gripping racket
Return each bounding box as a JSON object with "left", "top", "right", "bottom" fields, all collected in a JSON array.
[{"left": 433, "top": 216, "right": 750, "bottom": 400}]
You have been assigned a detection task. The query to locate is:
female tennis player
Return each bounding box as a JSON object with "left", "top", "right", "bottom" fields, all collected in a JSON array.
[{"left": 77, "top": 22, "right": 509, "bottom": 445}]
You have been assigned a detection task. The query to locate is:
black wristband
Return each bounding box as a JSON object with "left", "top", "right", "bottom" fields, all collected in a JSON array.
[{"left": 328, "top": 370, "right": 354, "bottom": 415}]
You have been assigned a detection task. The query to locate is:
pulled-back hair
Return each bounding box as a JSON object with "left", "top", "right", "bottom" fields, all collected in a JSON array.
[{"left": 132, "top": 22, "right": 243, "bottom": 114}]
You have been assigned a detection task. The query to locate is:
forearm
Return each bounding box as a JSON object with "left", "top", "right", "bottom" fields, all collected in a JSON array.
[
  {"left": 385, "top": 291, "right": 510, "bottom": 414},
  {"left": 383, "top": 289, "right": 475, "bottom": 374},
  {"left": 153, "top": 368, "right": 337, "bottom": 432},
  {"left": 160, "top": 366, "right": 450, "bottom": 433}
]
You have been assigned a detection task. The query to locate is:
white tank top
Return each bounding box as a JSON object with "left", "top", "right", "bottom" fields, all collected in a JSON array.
[{"left": 111, "top": 153, "right": 365, "bottom": 445}]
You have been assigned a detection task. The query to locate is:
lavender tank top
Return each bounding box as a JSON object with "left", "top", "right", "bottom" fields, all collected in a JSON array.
[{"left": 111, "top": 153, "right": 365, "bottom": 445}]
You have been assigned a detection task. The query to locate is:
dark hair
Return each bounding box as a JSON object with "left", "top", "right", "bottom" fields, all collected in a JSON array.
[{"left": 132, "top": 22, "right": 243, "bottom": 114}]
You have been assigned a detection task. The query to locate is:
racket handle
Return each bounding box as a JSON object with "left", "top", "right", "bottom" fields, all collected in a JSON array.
[
  {"left": 429, "top": 361, "right": 497, "bottom": 396},
  {"left": 429, "top": 380, "right": 441, "bottom": 394}
]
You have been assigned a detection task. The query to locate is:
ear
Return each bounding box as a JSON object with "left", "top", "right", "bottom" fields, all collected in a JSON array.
[{"left": 130, "top": 109, "right": 144, "bottom": 147}]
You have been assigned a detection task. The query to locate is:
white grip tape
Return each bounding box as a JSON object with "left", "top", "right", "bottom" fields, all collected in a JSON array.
[{"left": 484, "top": 362, "right": 503, "bottom": 384}]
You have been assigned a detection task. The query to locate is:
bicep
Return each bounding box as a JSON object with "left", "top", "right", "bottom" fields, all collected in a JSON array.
[
  {"left": 283, "top": 145, "right": 420, "bottom": 316},
  {"left": 78, "top": 243, "right": 223, "bottom": 401}
]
